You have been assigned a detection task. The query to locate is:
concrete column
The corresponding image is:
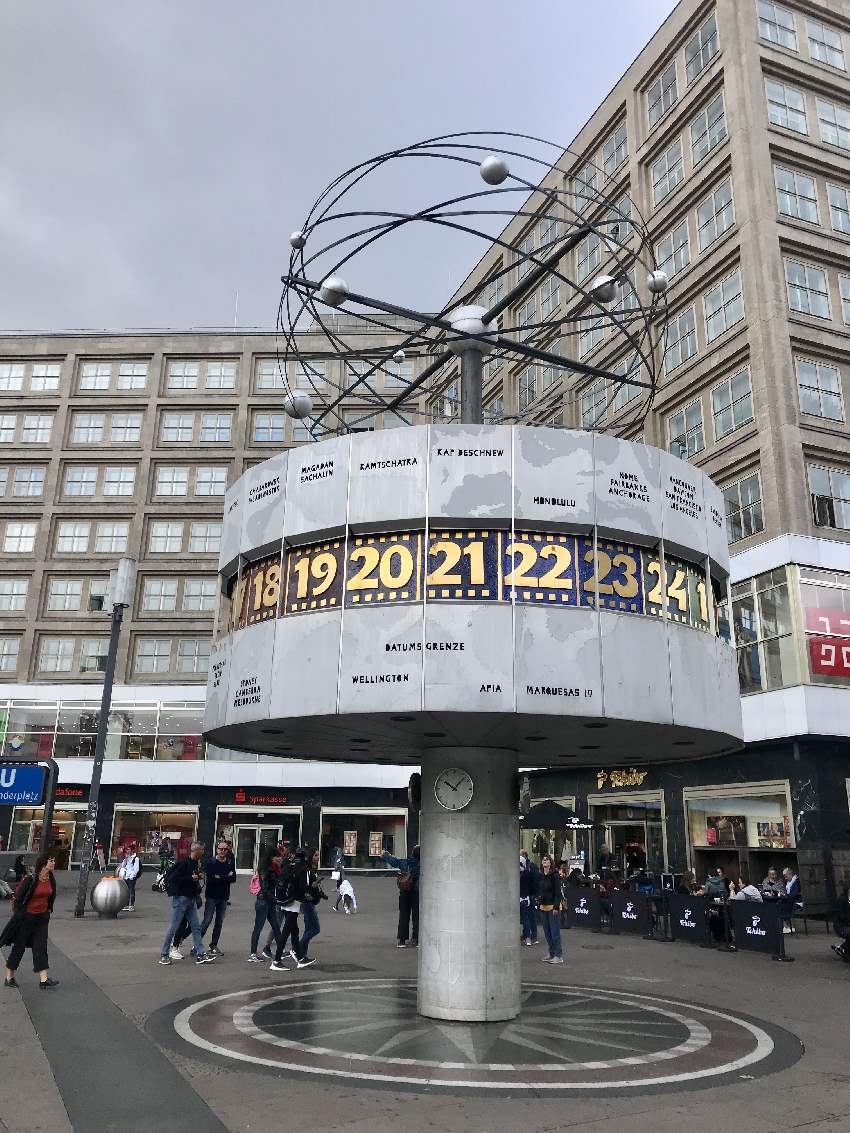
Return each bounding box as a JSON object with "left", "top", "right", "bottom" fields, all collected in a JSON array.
[{"left": 417, "top": 746, "right": 520, "bottom": 1022}]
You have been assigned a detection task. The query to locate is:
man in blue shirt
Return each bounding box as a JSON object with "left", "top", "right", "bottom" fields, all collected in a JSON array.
[
  {"left": 382, "top": 846, "right": 420, "bottom": 948},
  {"left": 199, "top": 841, "right": 237, "bottom": 956}
]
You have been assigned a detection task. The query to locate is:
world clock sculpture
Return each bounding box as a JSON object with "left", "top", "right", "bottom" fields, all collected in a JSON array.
[{"left": 204, "top": 133, "right": 743, "bottom": 1022}]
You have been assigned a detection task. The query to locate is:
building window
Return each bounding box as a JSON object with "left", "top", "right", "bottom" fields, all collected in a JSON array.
[
  {"left": 516, "top": 297, "right": 537, "bottom": 343},
  {"left": 685, "top": 12, "right": 718, "bottom": 83},
  {"left": 808, "top": 19, "right": 845, "bottom": 70},
  {"left": 110, "top": 413, "right": 142, "bottom": 444},
  {"left": 712, "top": 369, "right": 753, "bottom": 439},
  {"left": 576, "top": 232, "right": 601, "bottom": 283},
  {"left": 572, "top": 162, "right": 598, "bottom": 214},
  {"left": 205, "top": 361, "right": 235, "bottom": 389},
  {"left": 723, "top": 472, "right": 763, "bottom": 543},
  {"left": 134, "top": 639, "right": 172, "bottom": 674},
  {"left": 539, "top": 275, "right": 560, "bottom": 318},
  {"left": 697, "top": 179, "right": 734, "bottom": 251},
  {"left": 827, "top": 183, "right": 850, "bottom": 234},
  {"left": 515, "top": 232, "right": 534, "bottom": 278},
  {"left": 482, "top": 269, "right": 504, "bottom": 311},
  {"left": 840, "top": 276, "right": 850, "bottom": 324},
  {"left": 581, "top": 379, "right": 608, "bottom": 428},
  {"left": 667, "top": 401, "right": 705, "bottom": 459},
  {"left": 796, "top": 358, "right": 843, "bottom": 421},
  {"left": 291, "top": 416, "right": 317, "bottom": 443},
  {"left": 167, "top": 361, "right": 198, "bottom": 390},
  {"left": 651, "top": 140, "right": 684, "bottom": 206},
  {"left": 612, "top": 355, "right": 641, "bottom": 412},
  {"left": 731, "top": 569, "right": 796, "bottom": 693},
  {"left": 656, "top": 220, "right": 690, "bottom": 280},
  {"left": 188, "top": 522, "right": 221, "bottom": 555},
  {"left": 0, "top": 364, "right": 24, "bottom": 391},
  {"left": 142, "top": 578, "right": 178, "bottom": 612},
  {"left": 0, "top": 469, "right": 7, "bottom": 496},
  {"left": 0, "top": 579, "right": 27, "bottom": 611},
  {"left": 31, "top": 363, "right": 60, "bottom": 392},
  {"left": 0, "top": 416, "right": 15, "bottom": 443},
  {"left": 799, "top": 566, "right": 850, "bottom": 687},
  {"left": 0, "top": 638, "right": 18, "bottom": 671},
  {"left": 295, "top": 361, "right": 326, "bottom": 390},
  {"left": 195, "top": 466, "right": 227, "bottom": 496},
  {"left": 80, "top": 362, "right": 111, "bottom": 391},
  {"left": 56, "top": 522, "right": 90, "bottom": 554},
  {"left": 518, "top": 367, "right": 537, "bottom": 412},
  {"left": 149, "top": 521, "right": 183, "bottom": 554},
  {"left": 253, "top": 413, "right": 285, "bottom": 443},
  {"left": 484, "top": 397, "right": 504, "bottom": 424},
  {"left": 117, "top": 361, "right": 147, "bottom": 390},
  {"left": 690, "top": 93, "right": 727, "bottom": 165},
  {"left": 604, "top": 195, "right": 633, "bottom": 246},
  {"left": 758, "top": 1, "right": 797, "bottom": 50},
  {"left": 704, "top": 270, "right": 744, "bottom": 342},
  {"left": 810, "top": 464, "right": 850, "bottom": 529},
  {"left": 21, "top": 415, "right": 51, "bottom": 443},
  {"left": 156, "top": 467, "right": 188, "bottom": 496},
  {"left": 95, "top": 522, "right": 128, "bottom": 554},
  {"left": 183, "top": 578, "right": 216, "bottom": 612},
  {"left": 785, "top": 259, "right": 830, "bottom": 318},
  {"left": 177, "top": 639, "right": 210, "bottom": 674},
  {"left": 664, "top": 307, "right": 697, "bottom": 370},
  {"left": 541, "top": 343, "right": 563, "bottom": 390},
  {"left": 774, "top": 166, "right": 818, "bottom": 222},
  {"left": 47, "top": 579, "right": 83, "bottom": 611},
  {"left": 80, "top": 638, "right": 108, "bottom": 673},
  {"left": 103, "top": 466, "right": 135, "bottom": 496},
  {"left": 200, "top": 413, "right": 232, "bottom": 443},
  {"left": 64, "top": 467, "right": 96, "bottom": 497},
  {"left": 602, "top": 123, "right": 628, "bottom": 175},
  {"left": 647, "top": 60, "right": 678, "bottom": 126},
  {"left": 3, "top": 522, "right": 36, "bottom": 553},
  {"left": 765, "top": 80, "right": 807, "bottom": 133},
  {"left": 256, "top": 360, "right": 285, "bottom": 389},
  {"left": 38, "top": 638, "right": 74, "bottom": 673},
  {"left": 71, "top": 414, "right": 103, "bottom": 444},
  {"left": 161, "top": 413, "right": 194, "bottom": 443},
  {"left": 816, "top": 97, "right": 850, "bottom": 149},
  {"left": 579, "top": 316, "right": 604, "bottom": 357},
  {"left": 13, "top": 468, "right": 45, "bottom": 497},
  {"left": 538, "top": 212, "right": 559, "bottom": 252}
]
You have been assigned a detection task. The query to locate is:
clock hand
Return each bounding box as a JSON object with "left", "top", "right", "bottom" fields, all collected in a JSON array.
[{"left": 445, "top": 779, "right": 458, "bottom": 791}]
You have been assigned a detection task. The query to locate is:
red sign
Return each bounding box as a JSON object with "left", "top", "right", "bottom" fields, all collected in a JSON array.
[
  {"left": 56, "top": 786, "right": 87, "bottom": 800},
  {"left": 233, "top": 789, "right": 288, "bottom": 806},
  {"left": 804, "top": 606, "right": 850, "bottom": 637},
  {"left": 808, "top": 635, "right": 850, "bottom": 678}
]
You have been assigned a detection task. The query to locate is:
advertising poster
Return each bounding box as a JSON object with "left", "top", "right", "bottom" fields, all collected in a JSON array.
[
  {"left": 368, "top": 831, "right": 384, "bottom": 857},
  {"left": 343, "top": 830, "right": 357, "bottom": 857}
]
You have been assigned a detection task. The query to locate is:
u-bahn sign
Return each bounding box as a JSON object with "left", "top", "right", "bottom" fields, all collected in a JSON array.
[{"left": 0, "top": 764, "right": 48, "bottom": 805}]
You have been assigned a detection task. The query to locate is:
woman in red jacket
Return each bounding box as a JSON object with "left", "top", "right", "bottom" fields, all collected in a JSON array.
[{"left": 3, "top": 853, "right": 59, "bottom": 989}]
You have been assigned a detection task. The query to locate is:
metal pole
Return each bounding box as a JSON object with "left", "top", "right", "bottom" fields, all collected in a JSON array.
[
  {"left": 39, "top": 758, "right": 59, "bottom": 854},
  {"left": 460, "top": 348, "right": 484, "bottom": 425},
  {"left": 73, "top": 604, "right": 124, "bottom": 917}
]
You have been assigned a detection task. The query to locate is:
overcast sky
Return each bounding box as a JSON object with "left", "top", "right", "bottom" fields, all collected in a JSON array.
[{"left": 0, "top": 1, "right": 677, "bottom": 333}]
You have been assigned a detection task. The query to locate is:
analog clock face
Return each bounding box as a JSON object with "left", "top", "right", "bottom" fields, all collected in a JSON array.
[{"left": 434, "top": 767, "right": 474, "bottom": 811}]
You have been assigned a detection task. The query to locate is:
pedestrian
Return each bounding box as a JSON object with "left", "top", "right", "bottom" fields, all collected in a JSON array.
[
  {"left": 270, "top": 848, "right": 316, "bottom": 971},
  {"left": 260, "top": 843, "right": 291, "bottom": 959},
  {"left": 382, "top": 846, "right": 419, "bottom": 948},
  {"left": 537, "top": 854, "right": 564, "bottom": 964},
  {"left": 13, "top": 855, "right": 28, "bottom": 882},
  {"left": 198, "top": 840, "right": 237, "bottom": 957},
  {"left": 299, "top": 849, "right": 324, "bottom": 962},
  {"left": 333, "top": 874, "right": 357, "bottom": 913},
  {"left": 249, "top": 848, "right": 283, "bottom": 963},
  {"left": 158, "top": 842, "right": 214, "bottom": 966},
  {"left": 520, "top": 852, "right": 538, "bottom": 946},
  {"left": 116, "top": 844, "right": 141, "bottom": 911},
  {"left": 2, "top": 853, "right": 60, "bottom": 989}
]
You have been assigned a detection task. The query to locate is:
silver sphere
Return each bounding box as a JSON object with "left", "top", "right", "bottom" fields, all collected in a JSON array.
[
  {"left": 283, "top": 390, "right": 313, "bottom": 419},
  {"left": 318, "top": 275, "right": 349, "bottom": 307},
  {"left": 446, "top": 304, "right": 498, "bottom": 356},
  {"left": 479, "top": 155, "right": 509, "bottom": 185},
  {"left": 90, "top": 876, "right": 129, "bottom": 918},
  {"left": 646, "top": 269, "right": 669, "bottom": 294},
  {"left": 588, "top": 274, "right": 618, "bottom": 305},
  {"left": 392, "top": 350, "right": 406, "bottom": 363},
  {"left": 289, "top": 230, "right": 306, "bottom": 250}
]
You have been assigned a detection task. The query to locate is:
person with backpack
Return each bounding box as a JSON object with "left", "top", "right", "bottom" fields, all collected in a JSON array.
[
  {"left": 196, "top": 840, "right": 237, "bottom": 957},
  {"left": 260, "top": 843, "right": 292, "bottom": 959},
  {"left": 299, "top": 849, "right": 326, "bottom": 962},
  {"left": 2, "top": 853, "right": 59, "bottom": 989},
  {"left": 158, "top": 843, "right": 213, "bottom": 966},
  {"left": 270, "top": 848, "right": 316, "bottom": 971},
  {"left": 116, "top": 844, "right": 141, "bottom": 911},
  {"left": 248, "top": 847, "right": 283, "bottom": 963},
  {"left": 382, "top": 846, "right": 419, "bottom": 948}
]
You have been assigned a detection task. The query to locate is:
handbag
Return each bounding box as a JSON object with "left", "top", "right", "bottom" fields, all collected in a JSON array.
[
  {"left": 397, "top": 870, "right": 414, "bottom": 893},
  {"left": 0, "top": 910, "right": 23, "bottom": 949}
]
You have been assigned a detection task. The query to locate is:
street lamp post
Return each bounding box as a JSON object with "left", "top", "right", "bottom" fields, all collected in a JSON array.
[{"left": 74, "top": 556, "right": 136, "bottom": 918}]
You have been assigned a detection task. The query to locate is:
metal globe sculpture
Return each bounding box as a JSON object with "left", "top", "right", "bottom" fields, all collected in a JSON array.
[
  {"left": 90, "top": 876, "right": 129, "bottom": 918},
  {"left": 276, "top": 130, "right": 668, "bottom": 439}
]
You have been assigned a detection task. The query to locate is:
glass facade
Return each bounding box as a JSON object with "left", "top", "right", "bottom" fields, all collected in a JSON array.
[
  {"left": 9, "top": 805, "right": 87, "bottom": 869},
  {"left": 684, "top": 783, "right": 796, "bottom": 884},
  {"left": 800, "top": 566, "right": 850, "bottom": 686},
  {"left": 320, "top": 809, "right": 407, "bottom": 870},
  {"left": 110, "top": 806, "right": 198, "bottom": 865}
]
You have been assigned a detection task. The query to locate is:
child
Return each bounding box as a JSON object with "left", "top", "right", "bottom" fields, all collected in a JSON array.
[{"left": 333, "top": 875, "right": 357, "bottom": 914}]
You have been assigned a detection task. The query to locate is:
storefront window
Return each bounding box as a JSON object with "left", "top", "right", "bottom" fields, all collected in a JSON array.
[
  {"left": 589, "top": 797, "right": 665, "bottom": 877},
  {"left": 216, "top": 808, "right": 303, "bottom": 872},
  {"left": 156, "top": 706, "right": 204, "bottom": 760},
  {"left": 110, "top": 807, "right": 198, "bottom": 865},
  {"left": 2, "top": 702, "right": 58, "bottom": 760},
  {"left": 10, "top": 806, "right": 87, "bottom": 869},
  {"left": 731, "top": 568, "right": 796, "bottom": 693},
  {"left": 320, "top": 810, "right": 407, "bottom": 870},
  {"left": 800, "top": 566, "right": 850, "bottom": 687},
  {"left": 520, "top": 796, "right": 578, "bottom": 864},
  {"left": 685, "top": 784, "right": 795, "bottom": 884}
]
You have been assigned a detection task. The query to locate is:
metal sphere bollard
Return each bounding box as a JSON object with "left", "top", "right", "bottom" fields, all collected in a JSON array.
[{"left": 90, "top": 876, "right": 129, "bottom": 918}]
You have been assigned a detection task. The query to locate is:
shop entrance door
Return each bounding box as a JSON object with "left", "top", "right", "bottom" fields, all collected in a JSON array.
[
  {"left": 602, "top": 822, "right": 648, "bottom": 876},
  {"left": 234, "top": 825, "right": 282, "bottom": 873}
]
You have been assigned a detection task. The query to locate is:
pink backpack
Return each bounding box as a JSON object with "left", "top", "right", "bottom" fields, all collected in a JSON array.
[{"left": 249, "top": 873, "right": 261, "bottom": 896}]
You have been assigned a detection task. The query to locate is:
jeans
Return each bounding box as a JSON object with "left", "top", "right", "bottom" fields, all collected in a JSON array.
[
  {"left": 162, "top": 896, "right": 205, "bottom": 958},
  {"left": 125, "top": 877, "right": 136, "bottom": 906},
  {"left": 541, "top": 909, "right": 562, "bottom": 959},
  {"left": 200, "top": 896, "right": 228, "bottom": 948},
  {"left": 275, "top": 909, "right": 302, "bottom": 963},
  {"left": 520, "top": 899, "right": 537, "bottom": 941},
  {"left": 397, "top": 888, "right": 419, "bottom": 944},
  {"left": 251, "top": 899, "right": 281, "bottom": 956},
  {"left": 301, "top": 902, "right": 320, "bottom": 956}
]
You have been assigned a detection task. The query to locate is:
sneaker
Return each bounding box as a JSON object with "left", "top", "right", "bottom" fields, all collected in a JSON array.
[
  {"left": 296, "top": 957, "right": 317, "bottom": 969},
  {"left": 158, "top": 956, "right": 172, "bottom": 966},
  {"left": 409, "top": 941, "right": 418, "bottom": 948},
  {"left": 541, "top": 956, "right": 554, "bottom": 963},
  {"left": 247, "top": 954, "right": 261, "bottom": 962},
  {"left": 783, "top": 926, "right": 792, "bottom": 935},
  {"left": 39, "top": 978, "right": 60, "bottom": 989},
  {"left": 530, "top": 939, "right": 539, "bottom": 945},
  {"left": 549, "top": 956, "right": 565, "bottom": 965},
  {"left": 168, "top": 947, "right": 183, "bottom": 960},
  {"left": 397, "top": 942, "right": 408, "bottom": 948},
  {"left": 344, "top": 908, "right": 351, "bottom": 915},
  {"left": 195, "top": 954, "right": 215, "bottom": 965},
  {"left": 269, "top": 961, "right": 291, "bottom": 971},
  {"left": 190, "top": 948, "right": 197, "bottom": 957},
  {"left": 127, "top": 905, "right": 135, "bottom": 911},
  {"left": 121, "top": 905, "right": 131, "bottom": 912},
  {"left": 4, "top": 977, "right": 18, "bottom": 988},
  {"left": 208, "top": 947, "right": 220, "bottom": 957},
  {"left": 260, "top": 947, "right": 273, "bottom": 960},
  {"left": 524, "top": 940, "right": 533, "bottom": 947},
  {"left": 831, "top": 943, "right": 848, "bottom": 960}
]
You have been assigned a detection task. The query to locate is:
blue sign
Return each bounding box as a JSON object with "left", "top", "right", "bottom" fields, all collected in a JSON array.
[{"left": 0, "top": 764, "right": 47, "bottom": 805}]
